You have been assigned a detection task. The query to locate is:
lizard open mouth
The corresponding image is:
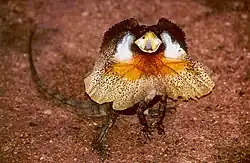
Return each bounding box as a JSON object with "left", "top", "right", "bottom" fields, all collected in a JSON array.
[{"left": 135, "top": 31, "right": 162, "bottom": 53}]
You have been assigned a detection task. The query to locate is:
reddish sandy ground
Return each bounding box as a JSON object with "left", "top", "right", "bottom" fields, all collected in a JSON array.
[{"left": 0, "top": 0, "right": 250, "bottom": 162}]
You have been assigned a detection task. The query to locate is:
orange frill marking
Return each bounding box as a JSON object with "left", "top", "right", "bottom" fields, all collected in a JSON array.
[{"left": 107, "top": 53, "right": 191, "bottom": 81}]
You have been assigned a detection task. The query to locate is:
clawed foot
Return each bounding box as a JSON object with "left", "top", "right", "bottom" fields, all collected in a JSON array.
[
  {"left": 168, "top": 106, "right": 176, "bottom": 114},
  {"left": 92, "top": 140, "right": 110, "bottom": 161},
  {"left": 141, "top": 126, "right": 153, "bottom": 140},
  {"left": 155, "top": 122, "right": 165, "bottom": 135}
]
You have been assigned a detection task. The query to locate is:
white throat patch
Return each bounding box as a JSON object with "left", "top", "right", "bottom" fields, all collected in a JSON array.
[
  {"left": 160, "top": 32, "right": 186, "bottom": 59},
  {"left": 115, "top": 33, "right": 135, "bottom": 62}
]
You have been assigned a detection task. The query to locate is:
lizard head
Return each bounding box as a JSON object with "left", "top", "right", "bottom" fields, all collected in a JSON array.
[{"left": 99, "top": 18, "right": 189, "bottom": 63}]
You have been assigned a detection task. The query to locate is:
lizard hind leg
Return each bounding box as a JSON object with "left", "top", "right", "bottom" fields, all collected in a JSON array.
[{"left": 91, "top": 103, "right": 119, "bottom": 160}]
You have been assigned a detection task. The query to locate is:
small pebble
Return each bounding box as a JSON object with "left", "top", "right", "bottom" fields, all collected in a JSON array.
[
  {"left": 81, "top": 11, "right": 89, "bottom": 17},
  {"left": 241, "top": 14, "right": 248, "bottom": 19},
  {"left": 44, "top": 109, "right": 52, "bottom": 115}
]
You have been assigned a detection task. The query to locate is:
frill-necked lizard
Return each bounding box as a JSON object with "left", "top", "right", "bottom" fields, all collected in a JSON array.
[{"left": 28, "top": 18, "right": 214, "bottom": 158}]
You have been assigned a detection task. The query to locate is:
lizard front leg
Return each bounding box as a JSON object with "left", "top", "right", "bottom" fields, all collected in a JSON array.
[
  {"left": 136, "top": 101, "right": 152, "bottom": 139},
  {"left": 154, "top": 96, "right": 167, "bottom": 135}
]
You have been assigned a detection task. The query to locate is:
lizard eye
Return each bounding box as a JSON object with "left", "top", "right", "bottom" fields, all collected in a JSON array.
[
  {"left": 115, "top": 33, "right": 135, "bottom": 61},
  {"left": 160, "top": 31, "right": 187, "bottom": 59},
  {"left": 135, "top": 31, "right": 162, "bottom": 53}
]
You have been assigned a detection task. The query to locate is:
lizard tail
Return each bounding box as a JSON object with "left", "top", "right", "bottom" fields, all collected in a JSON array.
[{"left": 28, "top": 25, "right": 108, "bottom": 117}]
